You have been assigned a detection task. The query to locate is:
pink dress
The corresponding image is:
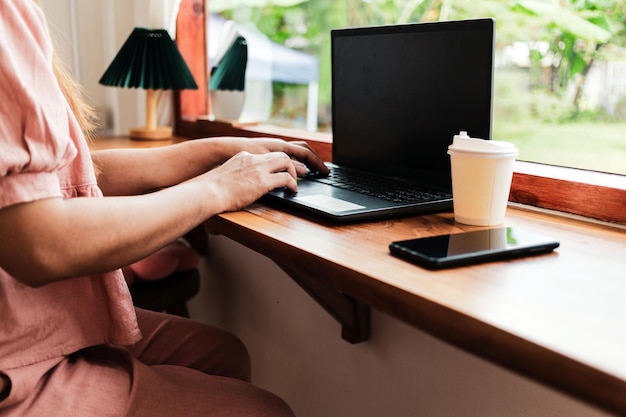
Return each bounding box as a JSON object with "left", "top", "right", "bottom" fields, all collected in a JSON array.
[{"left": 0, "top": 0, "right": 140, "bottom": 405}]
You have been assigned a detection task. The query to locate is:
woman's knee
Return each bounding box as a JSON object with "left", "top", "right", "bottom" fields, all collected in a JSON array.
[
  {"left": 130, "top": 364, "right": 294, "bottom": 417},
  {"left": 195, "top": 325, "right": 251, "bottom": 381},
  {"left": 132, "top": 309, "right": 251, "bottom": 381}
]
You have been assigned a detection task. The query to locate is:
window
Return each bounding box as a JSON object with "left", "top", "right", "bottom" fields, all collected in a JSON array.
[{"left": 175, "top": 0, "right": 626, "bottom": 225}]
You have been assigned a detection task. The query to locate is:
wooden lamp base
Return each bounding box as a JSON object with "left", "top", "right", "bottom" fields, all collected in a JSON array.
[
  {"left": 129, "top": 126, "right": 173, "bottom": 141},
  {"left": 129, "top": 89, "right": 173, "bottom": 141}
]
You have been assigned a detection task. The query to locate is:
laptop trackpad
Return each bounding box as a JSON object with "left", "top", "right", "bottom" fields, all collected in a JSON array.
[{"left": 294, "top": 194, "right": 365, "bottom": 212}]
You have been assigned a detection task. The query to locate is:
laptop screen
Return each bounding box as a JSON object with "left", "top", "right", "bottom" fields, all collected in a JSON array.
[{"left": 331, "top": 19, "right": 494, "bottom": 190}]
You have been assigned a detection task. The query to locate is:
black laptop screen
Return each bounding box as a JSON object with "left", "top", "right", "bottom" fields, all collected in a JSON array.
[{"left": 331, "top": 19, "right": 494, "bottom": 189}]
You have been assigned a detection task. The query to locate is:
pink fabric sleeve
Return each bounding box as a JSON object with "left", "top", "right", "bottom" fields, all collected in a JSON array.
[{"left": 0, "top": 0, "right": 78, "bottom": 209}]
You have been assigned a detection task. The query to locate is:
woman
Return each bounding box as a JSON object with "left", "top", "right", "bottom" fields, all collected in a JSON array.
[{"left": 0, "top": 1, "right": 329, "bottom": 416}]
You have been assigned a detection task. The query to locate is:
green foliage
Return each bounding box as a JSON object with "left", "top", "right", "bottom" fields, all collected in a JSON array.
[
  {"left": 512, "top": 0, "right": 624, "bottom": 116},
  {"left": 493, "top": 70, "right": 531, "bottom": 124},
  {"left": 559, "top": 106, "right": 609, "bottom": 122},
  {"left": 529, "top": 89, "right": 569, "bottom": 122},
  {"left": 500, "top": 121, "right": 626, "bottom": 174},
  {"left": 210, "top": 0, "right": 308, "bottom": 12},
  {"left": 271, "top": 82, "right": 310, "bottom": 128}
]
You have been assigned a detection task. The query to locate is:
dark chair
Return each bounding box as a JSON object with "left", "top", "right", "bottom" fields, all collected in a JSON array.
[
  {"left": 128, "top": 227, "right": 207, "bottom": 318},
  {"left": 129, "top": 267, "right": 201, "bottom": 318}
]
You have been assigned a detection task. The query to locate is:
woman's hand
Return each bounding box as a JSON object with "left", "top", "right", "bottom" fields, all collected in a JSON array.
[
  {"left": 197, "top": 150, "right": 300, "bottom": 213},
  {"left": 211, "top": 137, "right": 330, "bottom": 177}
]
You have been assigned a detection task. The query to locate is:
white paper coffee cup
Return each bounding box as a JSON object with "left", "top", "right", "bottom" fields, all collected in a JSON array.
[{"left": 447, "top": 131, "right": 518, "bottom": 226}]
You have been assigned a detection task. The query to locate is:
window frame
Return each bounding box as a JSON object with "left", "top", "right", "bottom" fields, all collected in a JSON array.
[{"left": 175, "top": 0, "right": 626, "bottom": 225}]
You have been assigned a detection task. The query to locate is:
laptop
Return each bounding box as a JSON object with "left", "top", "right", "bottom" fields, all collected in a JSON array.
[{"left": 265, "top": 18, "right": 495, "bottom": 222}]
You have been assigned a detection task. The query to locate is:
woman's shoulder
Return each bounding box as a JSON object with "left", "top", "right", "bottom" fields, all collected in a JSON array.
[{"left": 0, "top": 1, "right": 50, "bottom": 38}]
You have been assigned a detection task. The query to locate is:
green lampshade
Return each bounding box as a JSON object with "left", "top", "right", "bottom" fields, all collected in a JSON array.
[
  {"left": 99, "top": 27, "right": 198, "bottom": 90},
  {"left": 209, "top": 35, "right": 248, "bottom": 91}
]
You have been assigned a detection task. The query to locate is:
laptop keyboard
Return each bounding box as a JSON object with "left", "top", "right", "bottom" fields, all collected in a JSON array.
[{"left": 307, "top": 166, "right": 451, "bottom": 203}]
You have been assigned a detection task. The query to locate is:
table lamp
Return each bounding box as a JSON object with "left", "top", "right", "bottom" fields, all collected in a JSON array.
[{"left": 99, "top": 27, "right": 198, "bottom": 140}]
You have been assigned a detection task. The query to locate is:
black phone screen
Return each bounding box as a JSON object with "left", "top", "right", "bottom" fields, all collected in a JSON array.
[{"left": 389, "top": 227, "right": 559, "bottom": 269}]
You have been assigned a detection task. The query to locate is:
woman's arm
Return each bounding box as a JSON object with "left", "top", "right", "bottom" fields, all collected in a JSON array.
[
  {"left": 92, "top": 137, "right": 329, "bottom": 196},
  {"left": 0, "top": 150, "right": 300, "bottom": 287}
]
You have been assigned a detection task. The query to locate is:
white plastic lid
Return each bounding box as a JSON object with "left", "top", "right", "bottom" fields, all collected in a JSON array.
[{"left": 448, "top": 131, "right": 518, "bottom": 157}]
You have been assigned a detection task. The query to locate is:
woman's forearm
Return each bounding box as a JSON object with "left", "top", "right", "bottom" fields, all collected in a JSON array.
[
  {"left": 0, "top": 179, "right": 218, "bottom": 287},
  {"left": 91, "top": 138, "right": 227, "bottom": 196}
]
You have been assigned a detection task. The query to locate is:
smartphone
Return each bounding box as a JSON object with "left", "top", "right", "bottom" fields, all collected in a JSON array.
[{"left": 389, "top": 227, "right": 560, "bottom": 270}]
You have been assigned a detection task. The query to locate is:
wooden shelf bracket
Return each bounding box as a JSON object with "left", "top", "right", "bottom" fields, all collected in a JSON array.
[{"left": 275, "top": 259, "right": 371, "bottom": 344}]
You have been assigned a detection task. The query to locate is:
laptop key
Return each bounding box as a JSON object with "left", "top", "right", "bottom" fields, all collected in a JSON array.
[{"left": 311, "top": 166, "right": 449, "bottom": 204}]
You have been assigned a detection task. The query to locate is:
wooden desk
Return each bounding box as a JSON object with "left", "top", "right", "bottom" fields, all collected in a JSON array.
[{"left": 205, "top": 204, "right": 626, "bottom": 416}]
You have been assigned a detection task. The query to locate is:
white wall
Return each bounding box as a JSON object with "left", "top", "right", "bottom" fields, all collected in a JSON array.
[
  {"left": 43, "top": 3, "right": 612, "bottom": 416},
  {"left": 43, "top": 0, "right": 150, "bottom": 135}
]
